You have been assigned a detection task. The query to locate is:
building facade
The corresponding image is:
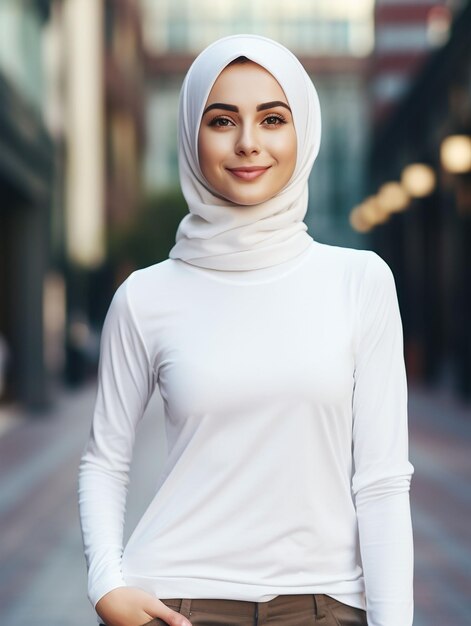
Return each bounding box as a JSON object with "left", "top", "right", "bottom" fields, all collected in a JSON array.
[
  {"left": 370, "top": 0, "right": 466, "bottom": 126},
  {"left": 59, "top": 0, "right": 146, "bottom": 386},
  {"left": 0, "top": 0, "right": 54, "bottom": 409},
  {"left": 368, "top": 1, "right": 471, "bottom": 401},
  {"left": 0, "top": 0, "right": 147, "bottom": 409}
]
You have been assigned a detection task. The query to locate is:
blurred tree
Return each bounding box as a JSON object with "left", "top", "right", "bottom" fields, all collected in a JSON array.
[{"left": 108, "top": 186, "right": 188, "bottom": 273}]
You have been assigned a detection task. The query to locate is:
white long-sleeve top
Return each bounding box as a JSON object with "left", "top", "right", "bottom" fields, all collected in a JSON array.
[{"left": 78, "top": 240, "right": 415, "bottom": 626}]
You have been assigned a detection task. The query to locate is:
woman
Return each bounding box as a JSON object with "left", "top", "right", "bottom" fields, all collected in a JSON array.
[{"left": 78, "top": 34, "right": 415, "bottom": 626}]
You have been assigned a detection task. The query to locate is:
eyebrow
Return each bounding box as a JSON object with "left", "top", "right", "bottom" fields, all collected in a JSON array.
[{"left": 202, "top": 100, "right": 292, "bottom": 116}]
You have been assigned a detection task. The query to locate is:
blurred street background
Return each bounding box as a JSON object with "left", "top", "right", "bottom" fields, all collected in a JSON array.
[{"left": 0, "top": 1, "right": 470, "bottom": 625}]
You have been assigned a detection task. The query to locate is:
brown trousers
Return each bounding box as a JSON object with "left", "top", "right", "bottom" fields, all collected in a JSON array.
[{"left": 127, "top": 593, "right": 368, "bottom": 626}]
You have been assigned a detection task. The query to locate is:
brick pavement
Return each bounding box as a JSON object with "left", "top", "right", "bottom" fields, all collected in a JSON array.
[{"left": 0, "top": 381, "right": 469, "bottom": 625}]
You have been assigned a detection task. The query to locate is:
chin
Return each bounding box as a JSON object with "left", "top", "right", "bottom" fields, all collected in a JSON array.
[
  {"left": 231, "top": 197, "right": 265, "bottom": 206},
  {"left": 224, "top": 190, "right": 275, "bottom": 206}
]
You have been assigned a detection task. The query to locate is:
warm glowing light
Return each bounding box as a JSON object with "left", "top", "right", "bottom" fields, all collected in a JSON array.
[
  {"left": 427, "top": 6, "right": 451, "bottom": 47},
  {"left": 363, "top": 195, "right": 390, "bottom": 224},
  {"left": 401, "top": 163, "right": 436, "bottom": 198},
  {"left": 350, "top": 194, "right": 391, "bottom": 232},
  {"left": 350, "top": 206, "right": 372, "bottom": 232},
  {"left": 376, "top": 182, "right": 410, "bottom": 213},
  {"left": 440, "top": 135, "right": 471, "bottom": 174}
]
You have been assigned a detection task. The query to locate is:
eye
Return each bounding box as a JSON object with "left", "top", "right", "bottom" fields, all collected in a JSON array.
[
  {"left": 262, "top": 114, "right": 287, "bottom": 127},
  {"left": 208, "top": 116, "right": 235, "bottom": 127}
]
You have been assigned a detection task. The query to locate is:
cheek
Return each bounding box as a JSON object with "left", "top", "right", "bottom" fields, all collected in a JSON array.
[
  {"left": 272, "top": 131, "right": 297, "bottom": 174},
  {"left": 198, "top": 130, "right": 230, "bottom": 174}
]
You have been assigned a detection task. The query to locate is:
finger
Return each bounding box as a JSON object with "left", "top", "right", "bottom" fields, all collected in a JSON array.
[
  {"left": 161, "top": 607, "right": 192, "bottom": 626},
  {"left": 146, "top": 601, "right": 192, "bottom": 626}
]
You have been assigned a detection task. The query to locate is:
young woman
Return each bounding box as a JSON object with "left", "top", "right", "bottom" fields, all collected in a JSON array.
[{"left": 78, "top": 34, "right": 415, "bottom": 626}]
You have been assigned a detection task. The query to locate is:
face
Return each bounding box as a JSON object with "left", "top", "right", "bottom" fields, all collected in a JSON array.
[{"left": 197, "top": 61, "right": 297, "bottom": 206}]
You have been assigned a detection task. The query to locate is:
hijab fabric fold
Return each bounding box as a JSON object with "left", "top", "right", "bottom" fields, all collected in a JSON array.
[{"left": 168, "top": 34, "right": 322, "bottom": 271}]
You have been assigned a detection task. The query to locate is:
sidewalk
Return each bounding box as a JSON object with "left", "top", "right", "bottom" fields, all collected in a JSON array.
[
  {"left": 0, "top": 380, "right": 469, "bottom": 626},
  {"left": 0, "top": 381, "right": 167, "bottom": 626},
  {"left": 407, "top": 383, "right": 471, "bottom": 625}
]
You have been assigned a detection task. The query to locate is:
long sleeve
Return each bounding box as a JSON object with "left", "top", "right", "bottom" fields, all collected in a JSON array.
[
  {"left": 351, "top": 252, "right": 415, "bottom": 626},
  {"left": 77, "top": 275, "right": 157, "bottom": 610}
]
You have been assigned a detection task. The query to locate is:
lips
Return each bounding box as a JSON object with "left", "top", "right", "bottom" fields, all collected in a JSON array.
[{"left": 227, "top": 166, "right": 271, "bottom": 181}]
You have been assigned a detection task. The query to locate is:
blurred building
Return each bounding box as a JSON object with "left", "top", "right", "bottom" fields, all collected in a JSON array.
[
  {"left": 55, "top": 0, "right": 146, "bottom": 387},
  {"left": 366, "top": 0, "right": 471, "bottom": 402},
  {"left": 369, "top": 0, "right": 465, "bottom": 126},
  {"left": 140, "top": 0, "right": 375, "bottom": 249},
  {"left": 0, "top": 0, "right": 53, "bottom": 409},
  {"left": 104, "top": 0, "right": 146, "bottom": 230},
  {"left": 0, "top": 0, "right": 146, "bottom": 410}
]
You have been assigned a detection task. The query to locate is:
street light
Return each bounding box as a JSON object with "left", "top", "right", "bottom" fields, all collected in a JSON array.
[
  {"left": 401, "top": 163, "right": 436, "bottom": 197},
  {"left": 349, "top": 195, "right": 390, "bottom": 233},
  {"left": 363, "top": 195, "right": 390, "bottom": 224},
  {"left": 349, "top": 205, "right": 373, "bottom": 233},
  {"left": 440, "top": 135, "right": 471, "bottom": 174},
  {"left": 376, "top": 181, "right": 410, "bottom": 213}
]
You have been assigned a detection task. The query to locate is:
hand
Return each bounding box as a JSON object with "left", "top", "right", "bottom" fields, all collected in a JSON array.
[{"left": 95, "top": 586, "right": 192, "bottom": 626}]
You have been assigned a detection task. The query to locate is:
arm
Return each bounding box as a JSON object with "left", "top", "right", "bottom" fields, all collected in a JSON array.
[
  {"left": 77, "top": 275, "right": 157, "bottom": 610},
  {"left": 352, "top": 252, "right": 415, "bottom": 626}
]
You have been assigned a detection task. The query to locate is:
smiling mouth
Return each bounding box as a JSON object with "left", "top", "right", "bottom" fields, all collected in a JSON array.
[{"left": 227, "top": 166, "right": 271, "bottom": 181}]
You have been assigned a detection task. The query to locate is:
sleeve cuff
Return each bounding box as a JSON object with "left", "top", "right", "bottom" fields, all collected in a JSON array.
[{"left": 89, "top": 577, "right": 128, "bottom": 611}]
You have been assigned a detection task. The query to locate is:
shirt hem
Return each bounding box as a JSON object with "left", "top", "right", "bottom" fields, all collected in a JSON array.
[{"left": 122, "top": 574, "right": 366, "bottom": 610}]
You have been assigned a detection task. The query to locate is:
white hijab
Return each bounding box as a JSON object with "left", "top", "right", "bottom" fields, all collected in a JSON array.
[{"left": 168, "top": 34, "right": 322, "bottom": 271}]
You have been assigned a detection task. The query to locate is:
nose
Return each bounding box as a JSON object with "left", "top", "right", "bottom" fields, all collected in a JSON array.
[{"left": 234, "top": 123, "right": 260, "bottom": 156}]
